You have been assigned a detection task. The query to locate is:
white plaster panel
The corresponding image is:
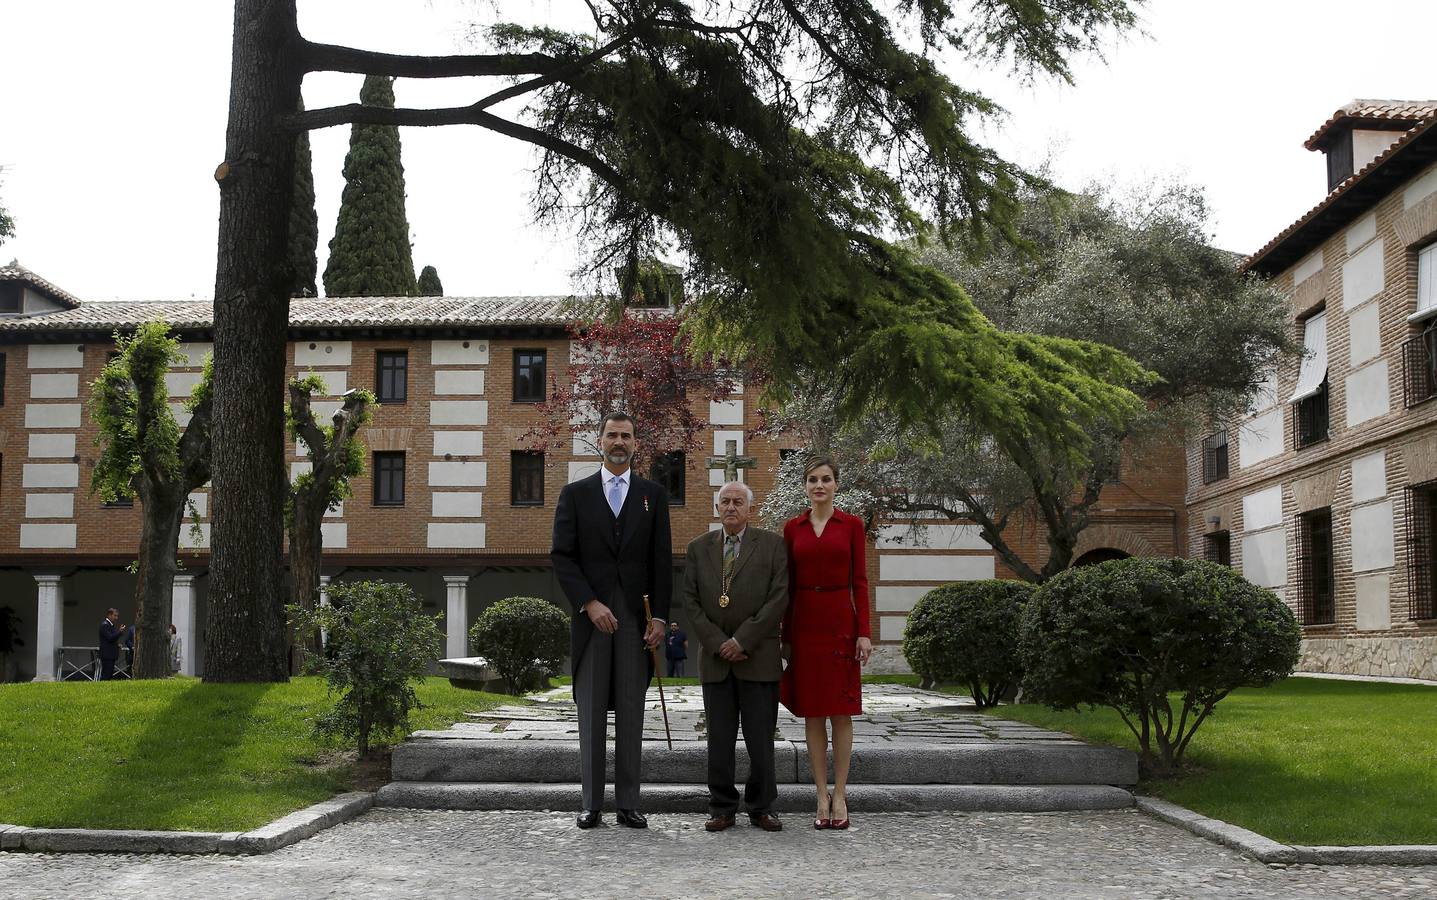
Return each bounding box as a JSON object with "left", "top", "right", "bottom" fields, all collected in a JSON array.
[
  {"left": 22, "top": 463, "right": 79, "bottom": 489},
  {"left": 187, "top": 492, "right": 208, "bottom": 517},
  {"left": 709, "top": 468, "right": 731, "bottom": 487},
  {"left": 430, "top": 400, "right": 489, "bottom": 426},
  {"left": 432, "top": 492, "right": 484, "bottom": 518},
  {"left": 29, "top": 373, "right": 78, "bottom": 399},
  {"left": 1242, "top": 486, "right": 1284, "bottom": 532},
  {"left": 27, "top": 345, "right": 84, "bottom": 369},
  {"left": 1353, "top": 130, "right": 1398, "bottom": 170},
  {"left": 427, "top": 522, "right": 487, "bottom": 549},
  {"left": 428, "top": 461, "right": 488, "bottom": 487},
  {"left": 569, "top": 461, "right": 602, "bottom": 483},
  {"left": 1355, "top": 573, "right": 1392, "bottom": 632},
  {"left": 303, "top": 371, "right": 348, "bottom": 397},
  {"left": 1291, "top": 251, "right": 1323, "bottom": 287},
  {"left": 712, "top": 430, "right": 745, "bottom": 455},
  {"left": 1345, "top": 212, "right": 1377, "bottom": 253},
  {"left": 176, "top": 342, "right": 213, "bottom": 367},
  {"left": 1341, "top": 239, "right": 1384, "bottom": 310},
  {"left": 169, "top": 403, "right": 192, "bottom": 428},
  {"left": 877, "top": 524, "right": 988, "bottom": 551},
  {"left": 878, "top": 616, "right": 908, "bottom": 642},
  {"left": 24, "top": 403, "right": 81, "bottom": 428},
  {"left": 179, "top": 523, "right": 211, "bottom": 550},
  {"left": 290, "top": 462, "right": 313, "bottom": 481},
  {"left": 572, "top": 431, "right": 599, "bottom": 457},
  {"left": 1241, "top": 529, "right": 1287, "bottom": 588},
  {"left": 1237, "top": 407, "right": 1284, "bottom": 467},
  {"left": 433, "top": 431, "right": 485, "bottom": 457},
  {"left": 25, "top": 493, "right": 74, "bottom": 519},
  {"left": 294, "top": 341, "right": 352, "bottom": 366},
  {"left": 325, "top": 501, "right": 344, "bottom": 519},
  {"left": 878, "top": 554, "right": 995, "bottom": 582},
  {"left": 876, "top": 586, "right": 938, "bottom": 612},
  {"left": 1351, "top": 450, "right": 1387, "bottom": 504},
  {"left": 1404, "top": 165, "right": 1437, "bottom": 209},
  {"left": 20, "top": 524, "right": 77, "bottom": 548},
  {"left": 434, "top": 370, "right": 486, "bottom": 395},
  {"left": 709, "top": 399, "right": 744, "bottom": 426},
  {"left": 166, "top": 371, "right": 204, "bottom": 398},
  {"left": 27, "top": 433, "right": 75, "bottom": 458},
  {"left": 320, "top": 522, "right": 348, "bottom": 548},
  {"left": 1347, "top": 302, "right": 1381, "bottom": 365},
  {"left": 1345, "top": 360, "right": 1390, "bottom": 427},
  {"left": 431, "top": 340, "right": 489, "bottom": 366},
  {"left": 1350, "top": 500, "right": 1395, "bottom": 573}
]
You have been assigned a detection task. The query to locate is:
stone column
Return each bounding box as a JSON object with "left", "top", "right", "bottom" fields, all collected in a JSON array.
[
  {"left": 172, "top": 575, "right": 198, "bottom": 676},
  {"left": 318, "top": 575, "right": 332, "bottom": 647},
  {"left": 32, "top": 574, "right": 64, "bottom": 683},
  {"left": 444, "top": 575, "right": 470, "bottom": 660}
]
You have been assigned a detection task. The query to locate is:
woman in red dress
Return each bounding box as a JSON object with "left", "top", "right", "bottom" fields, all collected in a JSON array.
[{"left": 780, "top": 456, "right": 872, "bottom": 830}]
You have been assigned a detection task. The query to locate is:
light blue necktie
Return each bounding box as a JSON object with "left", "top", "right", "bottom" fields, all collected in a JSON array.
[{"left": 608, "top": 476, "right": 624, "bottom": 518}]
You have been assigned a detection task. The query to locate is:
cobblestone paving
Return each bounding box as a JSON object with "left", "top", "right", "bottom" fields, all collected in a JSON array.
[
  {"left": 4, "top": 809, "right": 1436, "bottom": 899},
  {"left": 424, "top": 683, "right": 1081, "bottom": 746}
]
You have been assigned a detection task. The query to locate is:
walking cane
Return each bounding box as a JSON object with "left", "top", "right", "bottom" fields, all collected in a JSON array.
[{"left": 643, "top": 594, "right": 673, "bottom": 750}]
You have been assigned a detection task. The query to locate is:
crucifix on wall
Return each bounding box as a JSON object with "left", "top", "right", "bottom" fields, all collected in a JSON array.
[{"left": 707, "top": 439, "right": 758, "bottom": 483}]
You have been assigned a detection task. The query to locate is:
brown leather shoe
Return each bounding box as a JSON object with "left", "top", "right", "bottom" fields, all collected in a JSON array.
[
  {"left": 704, "top": 813, "right": 737, "bottom": 832},
  {"left": 749, "top": 813, "right": 783, "bottom": 832}
]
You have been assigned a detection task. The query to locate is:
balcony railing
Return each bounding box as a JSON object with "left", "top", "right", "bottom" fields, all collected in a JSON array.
[{"left": 1403, "top": 329, "right": 1437, "bottom": 407}]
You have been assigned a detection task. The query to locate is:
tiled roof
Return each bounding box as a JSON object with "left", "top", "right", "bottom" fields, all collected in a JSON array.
[
  {"left": 1304, "top": 99, "right": 1437, "bottom": 150},
  {"left": 0, "top": 262, "right": 83, "bottom": 309},
  {"left": 0, "top": 294, "right": 578, "bottom": 333},
  {"left": 1244, "top": 116, "right": 1437, "bottom": 276}
]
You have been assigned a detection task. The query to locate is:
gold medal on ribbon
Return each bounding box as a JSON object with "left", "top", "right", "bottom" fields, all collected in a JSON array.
[{"left": 719, "top": 594, "right": 730, "bottom": 608}]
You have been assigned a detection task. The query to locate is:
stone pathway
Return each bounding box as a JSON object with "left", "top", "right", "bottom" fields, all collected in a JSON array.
[{"left": 4, "top": 809, "right": 1435, "bottom": 898}]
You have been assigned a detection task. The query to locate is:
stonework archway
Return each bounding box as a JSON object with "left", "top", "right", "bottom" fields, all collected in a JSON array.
[{"left": 1069, "top": 525, "right": 1160, "bottom": 565}]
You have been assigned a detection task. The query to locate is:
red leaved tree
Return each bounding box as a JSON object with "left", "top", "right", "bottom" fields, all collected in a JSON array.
[{"left": 526, "top": 312, "right": 745, "bottom": 473}]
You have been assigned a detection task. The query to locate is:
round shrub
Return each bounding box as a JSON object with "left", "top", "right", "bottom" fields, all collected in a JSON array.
[
  {"left": 469, "top": 596, "right": 569, "bottom": 695},
  {"left": 902, "top": 579, "right": 1034, "bottom": 706},
  {"left": 1021, "top": 557, "right": 1301, "bottom": 775}
]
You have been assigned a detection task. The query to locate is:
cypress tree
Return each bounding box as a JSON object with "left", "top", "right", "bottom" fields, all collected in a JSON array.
[
  {"left": 288, "top": 99, "right": 319, "bottom": 298},
  {"left": 322, "top": 75, "right": 416, "bottom": 297},
  {"left": 417, "top": 265, "right": 443, "bottom": 296}
]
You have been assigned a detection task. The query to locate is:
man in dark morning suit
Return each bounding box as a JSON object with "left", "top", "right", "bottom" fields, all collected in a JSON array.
[
  {"left": 680, "top": 481, "right": 790, "bottom": 832},
  {"left": 98, "top": 607, "right": 126, "bottom": 681},
  {"left": 551, "top": 412, "right": 672, "bottom": 830}
]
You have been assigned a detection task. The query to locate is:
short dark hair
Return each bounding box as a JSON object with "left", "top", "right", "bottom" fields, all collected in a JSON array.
[
  {"left": 599, "top": 411, "right": 636, "bottom": 434},
  {"left": 106, "top": 607, "right": 119, "bottom": 616},
  {"left": 803, "top": 455, "right": 839, "bottom": 483}
]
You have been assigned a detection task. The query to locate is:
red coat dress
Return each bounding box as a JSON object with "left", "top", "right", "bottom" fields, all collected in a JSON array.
[{"left": 780, "top": 508, "right": 871, "bottom": 717}]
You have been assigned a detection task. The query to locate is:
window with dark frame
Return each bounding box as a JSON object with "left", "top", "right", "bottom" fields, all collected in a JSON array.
[
  {"left": 1404, "top": 245, "right": 1437, "bottom": 406},
  {"left": 1201, "top": 431, "right": 1229, "bottom": 484},
  {"left": 1294, "top": 379, "right": 1330, "bottom": 449},
  {"left": 373, "top": 451, "right": 405, "bottom": 506},
  {"left": 377, "top": 351, "right": 408, "bottom": 403},
  {"left": 0, "top": 352, "right": 6, "bottom": 405},
  {"left": 102, "top": 496, "right": 135, "bottom": 508},
  {"left": 511, "top": 451, "right": 544, "bottom": 506},
  {"left": 1405, "top": 481, "right": 1437, "bottom": 621},
  {"left": 1204, "top": 531, "right": 1231, "bottom": 567},
  {"left": 1294, "top": 508, "right": 1335, "bottom": 626},
  {"left": 650, "top": 451, "right": 686, "bottom": 506},
  {"left": 513, "top": 349, "right": 547, "bottom": 403},
  {"left": 0, "top": 283, "right": 21, "bottom": 314}
]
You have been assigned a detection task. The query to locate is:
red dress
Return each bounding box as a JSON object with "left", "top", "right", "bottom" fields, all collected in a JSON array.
[{"left": 780, "top": 508, "right": 871, "bottom": 717}]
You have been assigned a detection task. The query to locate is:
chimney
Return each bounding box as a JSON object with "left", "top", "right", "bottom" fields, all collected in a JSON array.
[{"left": 1306, "top": 100, "right": 1437, "bottom": 193}]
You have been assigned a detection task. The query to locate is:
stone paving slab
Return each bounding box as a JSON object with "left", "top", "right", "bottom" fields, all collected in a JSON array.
[{"left": 4, "top": 809, "right": 1435, "bottom": 898}]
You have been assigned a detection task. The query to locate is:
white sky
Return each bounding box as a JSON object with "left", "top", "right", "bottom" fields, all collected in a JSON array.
[{"left": 1, "top": 1, "right": 1434, "bottom": 301}]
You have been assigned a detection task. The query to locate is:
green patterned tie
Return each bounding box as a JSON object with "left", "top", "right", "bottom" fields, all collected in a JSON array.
[{"left": 723, "top": 534, "right": 738, "bottom": 576}]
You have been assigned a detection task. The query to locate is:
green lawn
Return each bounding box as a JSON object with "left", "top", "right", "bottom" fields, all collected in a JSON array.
[
  {"left": 984, "top": 677, "right": 1437, "bottom": 845},
  {"left": 0, "top": 676, "right": 504, "bottom": 832}
]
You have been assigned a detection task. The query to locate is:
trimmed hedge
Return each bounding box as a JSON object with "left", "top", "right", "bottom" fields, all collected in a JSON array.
[
  {"left": 902, "top": 579, "right": 1034, "bottom": 707},
  {"left": 469, "top": 596, "right": 569, "bottom": 695}
]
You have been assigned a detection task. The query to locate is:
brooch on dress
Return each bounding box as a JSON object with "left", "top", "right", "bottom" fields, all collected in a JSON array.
[{"left": 643, "top": 495, "right": 650, "bottom": 512}]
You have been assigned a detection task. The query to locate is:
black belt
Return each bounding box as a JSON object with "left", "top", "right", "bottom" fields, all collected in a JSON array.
[{"left": 800, "top": 585, "right": 848, "bottom": 592}]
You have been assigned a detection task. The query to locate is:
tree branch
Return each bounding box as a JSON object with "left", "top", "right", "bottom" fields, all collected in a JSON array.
[
  {"left": 471, "top": 32, "right": 636, "bottom": 113},
  {"left": 300, "top": 41, "right": 556, "bottom": 78}
]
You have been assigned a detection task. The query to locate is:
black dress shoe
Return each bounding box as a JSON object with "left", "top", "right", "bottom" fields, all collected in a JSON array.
[
  {"left": 615, "top": 808, "right": 648, "bottom": 829},
  {"left": 576, "top": 810, "right": 602, "bottom": 829}
]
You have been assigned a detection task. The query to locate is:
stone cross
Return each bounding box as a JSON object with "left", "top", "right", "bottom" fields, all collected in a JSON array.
[{"left": 707, "top": 439, "right": 758, "bottom": 483}]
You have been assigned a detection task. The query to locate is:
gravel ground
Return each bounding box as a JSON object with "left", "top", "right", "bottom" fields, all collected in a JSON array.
[{"left": 4, "top": 808, "right": 1436, "bottom": 899}]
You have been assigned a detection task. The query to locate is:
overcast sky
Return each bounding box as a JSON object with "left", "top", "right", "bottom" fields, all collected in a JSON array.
[{"left": 1, "top": 1, "right": 1434, "bottom": 302}]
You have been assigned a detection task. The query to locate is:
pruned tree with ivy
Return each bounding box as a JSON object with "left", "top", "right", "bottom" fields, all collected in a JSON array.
[{"left": 90, "top": 322, "right": 212, "bottom": 678}]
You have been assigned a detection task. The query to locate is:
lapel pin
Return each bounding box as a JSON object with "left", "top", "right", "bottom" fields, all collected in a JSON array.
[{"left": 643, "top": 495, "right": 650, "bottom": 512}]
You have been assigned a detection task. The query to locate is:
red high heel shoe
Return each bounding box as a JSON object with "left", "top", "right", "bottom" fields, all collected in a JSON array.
[
  {"left": 814, "top": 791, "right": 832, "bottom": 830},
  {"left": 830, "top": 791, "right": 850, "bottom": 830}
]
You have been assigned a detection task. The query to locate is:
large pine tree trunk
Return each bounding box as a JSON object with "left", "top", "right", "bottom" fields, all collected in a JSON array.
[
  {"left": 205, "top": 0, "right": 303, "bottom": 682},
  {"left": 131, "top": 490, "right": 185, "bottom": 679}
]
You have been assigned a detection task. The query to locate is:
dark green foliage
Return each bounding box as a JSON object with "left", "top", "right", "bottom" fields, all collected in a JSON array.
[
  {"left": 322, "top": 75, "right": 416, "bottom": 298},
  {"left": 288, "top": 581, "right": 443, "bottom": 754},
  {"left": 902, "top": 579, "right": 1033, "bottom": 707},
  {"left": 416, "top": 265, "right": 443, "bottom": 296},
  {"left": 288, "top": 99, "right": 319, "bottom": 298},
  {"left": 468, "top": 596, "right": 569, "bottom": 695},
  {"left": 1021, "top": 557, "right": 1302, "bottom": 775}
]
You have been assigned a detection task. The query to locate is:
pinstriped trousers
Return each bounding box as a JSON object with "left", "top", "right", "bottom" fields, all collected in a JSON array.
[{"left": 574, "top": 599, "right": 648, "bottom": 810}]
